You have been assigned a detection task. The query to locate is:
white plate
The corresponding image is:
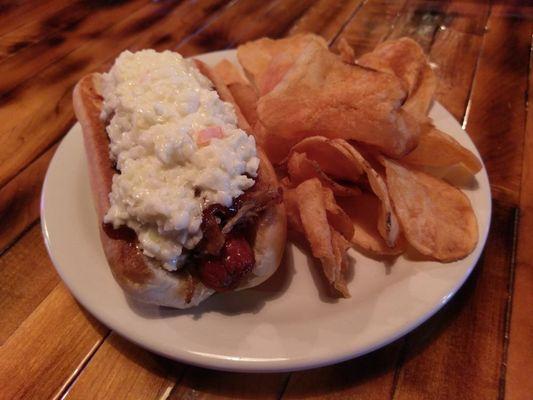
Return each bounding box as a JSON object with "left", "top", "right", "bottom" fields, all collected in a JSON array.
[{"left": 41, "top": 50, "right": 491, "bottom": 372}]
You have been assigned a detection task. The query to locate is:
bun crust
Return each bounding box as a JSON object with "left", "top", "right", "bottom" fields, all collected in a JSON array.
[{"left": 73, "top": 73, "right": 286, "bottom": 308}]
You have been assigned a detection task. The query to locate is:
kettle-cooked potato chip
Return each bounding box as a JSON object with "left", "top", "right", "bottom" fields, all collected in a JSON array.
[
  {"left": 289, "top": 136, "right": 364, "bottom": 181},
  {"left": 336, "top": 37, "right": 356, "bottom": 64},
  {"left": 295, "top": 178, "right": 350, "bottom": 297},
  {"left": 212, "top": 59, "right": 259, "bottom": 127},
  {"left": 287, "top": 151, "right": 361, "bottom": 197},
  {"left": 337, "top": 194, "right": 406, "bottom": 256},
  {"left": 257, "top": 43, "right": 420, "bottom": 159},
  {"left": 332, "top": 140, "right": 401, "bottom": 247},
  {"left": 401, "top": 125, "right": 482, "bottom": 181},
  {"left": 237, "top": 33, "right": 327, "bottom": 94},
  {"left": 381, "top": 158, "right": 478, "bottom": 261},
  {"left": 213, "top": 59, "right": 248, "bottom": 86},
  {"left": 228, "top": 82, "right": 259, "bottom": 126},
  {"left": 282, "top": 184, "right": 304, "bottom": 234},
  {"left": 357, "top": 37, "right": 436, "bottom": 121},
  {"left": 233, "top": 35, "right": 483, "bottom": 300},
  {"left": 321, "top": 186, "right": 355, "bottom": 241}
]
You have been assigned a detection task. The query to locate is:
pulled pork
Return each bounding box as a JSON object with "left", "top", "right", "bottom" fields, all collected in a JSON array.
[{"left": 194, "top": 178, "right": 281, "bottom": 291}]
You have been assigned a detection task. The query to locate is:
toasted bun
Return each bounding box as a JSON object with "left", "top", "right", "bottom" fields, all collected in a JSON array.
[{"left": 73, "top": 72, "right": 286, "bottom": 309}]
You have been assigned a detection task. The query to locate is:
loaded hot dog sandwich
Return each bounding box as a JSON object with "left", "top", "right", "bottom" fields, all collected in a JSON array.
[{"left": 73, "top": 50, "right": 286, "bottom": 309}]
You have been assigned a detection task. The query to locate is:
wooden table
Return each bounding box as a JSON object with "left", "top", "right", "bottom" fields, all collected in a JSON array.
[{"left": 0, "top": 1, "right": 531, "bottom": 399}]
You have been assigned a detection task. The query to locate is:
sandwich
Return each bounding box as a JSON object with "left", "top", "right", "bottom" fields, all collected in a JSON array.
[{"left": 73, "top": 50, "right": 286, "bottom": 309}]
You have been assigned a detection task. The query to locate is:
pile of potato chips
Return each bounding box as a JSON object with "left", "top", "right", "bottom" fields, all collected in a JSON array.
[{"left": 208, "top": 33, "right": 481, "bottom": 297}]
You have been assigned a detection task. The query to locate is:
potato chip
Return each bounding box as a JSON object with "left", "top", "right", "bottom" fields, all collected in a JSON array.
[
  {"left": 287, "top": 151, "right": 361, "bottom": 197},
  {"left": 257, "top": 43, "right": 421, "bottom": 159},
  {"left": 322, "top": 186, "right": 355, "bottom": 241},
  {"left": 402, "top": 125, "right": 482, "bottom": 182},
  {"left": 332, "top": 140, "right": 400, "bottom": 247},
  {"left": 357, "top": 37, "right": 436, "bottom": 121},
  {"left": 290, "top": 136, "right": 364, "bottom": 181},
  {"left": 260, "top": 123, "right": 295, "bottom": 164},
  {"left": 258, "top": 49, "right": 297, "bottom": 96},
  {"left": 237, "top": 33, "right": 327, "bottom": 93},
  {"left": 280, "top": 175, "right": 292, "bottom": 190},
  {"left": 295, "top": 178, "right": 350, "bottom": 297},
  {"left": 337, "top": 194, "right": 406, "bottom": 256},
  {"left": 336, "top": 37, "right": 355, "bottom": 64},
  {"left": 331, "top": 229, "right": 352, "bottom": 284},
  {"left": 228, "top": 82, "right": 258, "bottom": 126},
  {"left": 382, "top": 158, "right": 478, "bottom": 261},
  {"left": 213, "top": 59, "right": 247, "bottom": 86},
  {"left": 282, "top": 185, "right": 304, "bottom": 233},
  {"left": 212, "top": 59, "right": 257, "bottom": 126}
]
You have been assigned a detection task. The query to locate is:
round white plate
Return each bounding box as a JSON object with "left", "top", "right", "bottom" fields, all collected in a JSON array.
[{"left": 41, "top": 50, "right": 491, "bottom": 372}]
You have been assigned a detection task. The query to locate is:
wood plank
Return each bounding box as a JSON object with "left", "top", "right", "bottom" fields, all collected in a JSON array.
[
  {"left": 282, "top": 343, "right": 402, "bottom": 399},
  {"left": 0, "top": 283, "right": 108, "bottom": 399},
  {"left": 170, "top": 368, "right": 288, "bottom": 400},
  {"left": 0, "top": 144, "right": 57, "bottom": 254},
  {"left": 506, "top": 32, "right": 533, "bottom": 400},
  {"left": 0, "top": 0, "right": 147, "bottom": 59},
  {"left": 0, "top": 224, "right": 60, "bottom": 344},
  {"left": 0, "top": 0, "right": 229, "bottom": 189},
  {"left": 64, "top": 333, "right": 181, "bottom": 400},
  {"left": 430, "top": 0, "right": 490, "bottom": 121},
  {"left": 390, "top": 4, "right": 530, "bottom": 397},
  {"left": 332, "top": 0, "right": 408, "bottom": 57},
  {"left": 392, "top": 201, "right": 517, "bottom": 399},
  {"left": 0, "top": 3, "right": 524, "bottom": 398},
  {"left": 175, "top": 0, "right": 316, "bottom": 56},
  {"left": 288, "top": 0, "right": 365, "bottom": 43},
  {"left": 0, "top": 0, "right": 151, "bottom": 95},
  {"left": 387, "top": 0, "right": 451, "bottom": 52},
  {"left": 0, "top": 0, "right": 74, "bottom": 37},
  {"left": 463, "top": 3, "right": 530, "bottom": 205}
]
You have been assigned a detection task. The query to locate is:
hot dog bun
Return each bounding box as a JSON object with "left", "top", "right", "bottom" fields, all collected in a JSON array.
[{"left": 73, "top": 71, "right": 286, "bottom": 309}]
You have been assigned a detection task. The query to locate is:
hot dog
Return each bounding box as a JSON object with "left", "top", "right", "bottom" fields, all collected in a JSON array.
[{"left": 73, "top": 50, "right": 286, "bottom": 308}]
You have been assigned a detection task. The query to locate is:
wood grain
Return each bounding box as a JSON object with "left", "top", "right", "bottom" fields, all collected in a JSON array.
[
  {"left": 0, "top": 0, "right": 148, "bottom": 92},
  {"left": 176, "top": 0, "right": 317, "bottom": 56},
  {"left": 0, "top": 1, "right": 147, "bottom": 59},
  {"left": 0, "top": 224, "right": 59, "bottom": 345},
  {"left": 506, "top": 33, "right": 533, "bottom": 400},
  {"left": 392, "top": 201, "right": 517, "bottom": 399},
  {"left": 387, "top": 4, "right": 529, "bottom": 398},
  {"left": 463, "top": 3, "right": 530, "bottom": 205},
  {"left": 0, "top": 2, "right": 529, "bottom": 399},
  {"left": 0, "top": 0, "right": 228, "bottom": 189},
  {"left": 332, "top": 0, "right": 408, "bottom": 57},
  {"left": 0, "top": 0, "right": 74, "bottom": 37},
  {"left": 430, "top": 0, "right": 490, "bottom": 121},
  {"left": 387, "top": 0, "right": 450, "bottom": 52},
  {"left": 0, "top": 283, "right": 108, "bottom": 399},
  {"left": 64, "top": 333, "right": 180, "bottom": 400},
  {"left": 0, "top": 144, "right": 57, "bottom": 254},
  {"left": 170, "top": 368, "right": 288, "bottom": 400},
  {"left": 289, "top": 0, "right": 365, "bottom": 43},
  {"left": 282, "top": 343, "right": 402, "bottom": 399}
]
